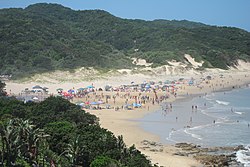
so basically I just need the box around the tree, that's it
[0,119,20,166]
[90,156,120,167]
[0,81,6,96]
[0,96,154,167]
[65,135,85,166]
[0,118,49,166]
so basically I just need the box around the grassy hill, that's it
[1,3,250,78]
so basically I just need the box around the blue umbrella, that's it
[87,85,94,89]
[145,84,151,89]
[90,101,98,105]
[133,103,142,107]
[68,89,75,93]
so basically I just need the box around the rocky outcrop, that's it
[140,140,164,152]
[174,143,245,167]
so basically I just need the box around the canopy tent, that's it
[75,100,85,104]
[105,85,112,91]
[76,103,85,107]
[56,88,63,92]
[164,80,171,84]
[206,76,212,80]
[32,85,43,89]
[62,92,71,97]
[124,104,132,110]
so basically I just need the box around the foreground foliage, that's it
[0,96,154,166]
[0,3,250,78]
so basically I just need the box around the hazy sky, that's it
[1,0,250,31]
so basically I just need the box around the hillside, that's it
[0,3,250,78]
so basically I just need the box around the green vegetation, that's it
[0,96,154,166]
[0,83,153,166]
[0,3,250,78]
[0,81,6,96]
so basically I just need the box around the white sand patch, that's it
[167,60,187,68]
[132,58,153,67]
[184,54,203,69]
[117,69,132,74]
[234,60,250,71]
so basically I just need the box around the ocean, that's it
[140,86,250,166]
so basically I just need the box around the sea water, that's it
[140,86,250,166]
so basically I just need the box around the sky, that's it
[1,0,250,32]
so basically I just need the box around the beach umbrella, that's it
[188,80,194,85]
[90,101,98,105]
[85,101,90,105]
[87,85,94,89]
[78,88,85,91]
[145,84,151,89]
[133,103,137,107]
[132,103,142,108]
[57,88,63,91]
[97,101,103,104]
[68,89,75,93]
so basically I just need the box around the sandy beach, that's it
[4,65,250,167]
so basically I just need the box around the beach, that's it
[4,67,250,167]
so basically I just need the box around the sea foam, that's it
[216,100,230,105]
[236,145,250,167]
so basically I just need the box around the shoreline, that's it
[86,73,250,167]
[4,71,250,167]
[142,84,250,146]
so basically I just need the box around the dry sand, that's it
[4,64,250,167]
